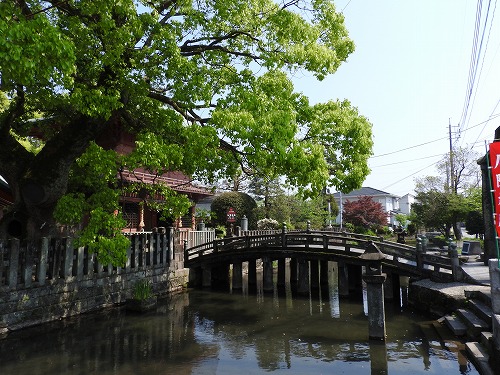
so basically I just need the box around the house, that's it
[332,187,408,227]
[398,193,415,215]
[0,124,214,233]
[97,124,214,232]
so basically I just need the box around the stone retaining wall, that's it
[0,232,189,334]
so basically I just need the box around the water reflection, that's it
[0,264,479,375]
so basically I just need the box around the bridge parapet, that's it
[184,230,462,282]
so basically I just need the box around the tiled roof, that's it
[120,170,213,196]
[0,177,13,207]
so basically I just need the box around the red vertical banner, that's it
[489,142,500,237]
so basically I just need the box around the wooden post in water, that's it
[248,259,257,287]
[337,261,349,297]
[383,272,394,301]
[297,259,309,295]
[263,257,274,293]
[320,260,329,289]
[202,265,212,288]
[361,242,387,341]
[289,258,298,285]
[232,262,243,290]
[277,258,286,288]
[310,260,320,290]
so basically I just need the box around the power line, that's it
[381,162,437,191]
[460,0,498,145]
[470,97,500,149]
[342,0,353,12]
[458,0,485,133]
[371,153,443,168]
[371,137,447,158]
[371,113,500,159]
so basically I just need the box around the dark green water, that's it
[0,270,480,375]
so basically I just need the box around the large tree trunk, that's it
[0,115,112,240]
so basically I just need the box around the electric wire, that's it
[458,0,483,132]
[371,113,500,159]
[381,162,437,191]
[459,0,497,147]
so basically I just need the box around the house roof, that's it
[333,187,399,199]
[120,170,213,198]
[0,177,14,208]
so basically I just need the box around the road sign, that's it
[226,207,236,223]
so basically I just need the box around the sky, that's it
[292,0,500,197]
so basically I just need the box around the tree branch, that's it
[148,91,211,124]
[14,0,32,17]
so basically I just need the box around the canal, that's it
[0,266,480,375]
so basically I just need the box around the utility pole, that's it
[449,118,455,193]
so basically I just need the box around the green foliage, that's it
[215,225,226,238]
[465,210,484,238]
[133,279,153,300]
[53,193,86,226]
[394,213,409,228]
[250,178,338,229]
[0,1,373,252]
[211,192,257,228]
[74,207,129,266]
[343,222,355,232]
[195,208,213,222]
[407,222,417,236]
[413,189,471,238]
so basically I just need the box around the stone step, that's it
[419,322,444,349]
[465,290,492,306]
[456,309,489,338]
[480,331,493,349]
[465,342,495,375]
[432,321,462,349]
[467,299,492,329]
[444,314,467,336]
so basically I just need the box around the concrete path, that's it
[461,260,492,286]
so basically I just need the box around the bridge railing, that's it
[185,230,462,282]
[185,230,388,262]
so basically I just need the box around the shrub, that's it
[211,192,257,228]
[133,279,153,300]
[257,218,280,229]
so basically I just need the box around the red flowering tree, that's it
[342,196,388,231]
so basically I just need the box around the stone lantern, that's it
[360,241,385,275]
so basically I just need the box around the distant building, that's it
[398,193,415,215]
[333,187,413,227]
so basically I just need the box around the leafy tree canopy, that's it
[413,147,482,241]
[342,196,387,231]
[0,0,373,264]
